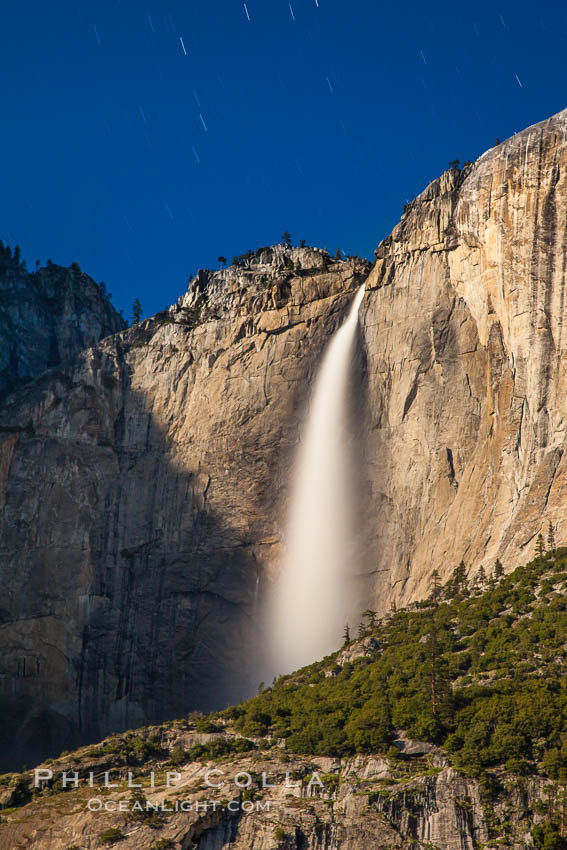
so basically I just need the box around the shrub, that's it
[532,821,567,850]
[194,717,221,733]
[100,828,125,844]
[168,746,187,766]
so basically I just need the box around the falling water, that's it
[270,285,366,674]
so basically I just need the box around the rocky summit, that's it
[2,108,567,770]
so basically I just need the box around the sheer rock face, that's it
[363,106,567,606]
[0,262,125,398]
[2,107,567,768]
[0,248,370,770]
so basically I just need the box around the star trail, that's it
[0,0,565,318]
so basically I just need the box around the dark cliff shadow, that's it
[0,341,267,772]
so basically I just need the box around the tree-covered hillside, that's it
[221,546,567,783]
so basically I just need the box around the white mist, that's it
[271,285,366,674]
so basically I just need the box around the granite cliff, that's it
[2,107,567,769]
[364,107,567,606]
[0,244,370,771]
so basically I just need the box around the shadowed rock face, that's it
[2,107,567,769]
[0,260,125,399]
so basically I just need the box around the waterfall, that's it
[270,284,366,675]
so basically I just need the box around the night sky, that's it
[1,1,566,320]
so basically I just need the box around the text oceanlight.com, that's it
[87,798,272,813]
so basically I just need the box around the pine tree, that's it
[380,686,393,736]
[456,560,467,588]
[321,255,329,271]
[430,569,441,603]
[132,298,143,324]
[343,623,350,645]
[363,609,377,629]
[494,558,504,579]
[217,256,227,268]
[446,561,467,598]
[476,564,487,585]
[335,247,342,260]
[536,533,546,558]
[547,521,556,552]
[13,245,21,265]
[358,621,365,638]
[429,624,440,719]
[282,231,292,248]
[300,239,306,248]
[427,622,452,737]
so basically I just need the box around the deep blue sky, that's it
[1,1,565,319]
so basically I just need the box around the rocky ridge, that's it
[0,738,542,850]
[0,256,125,398]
